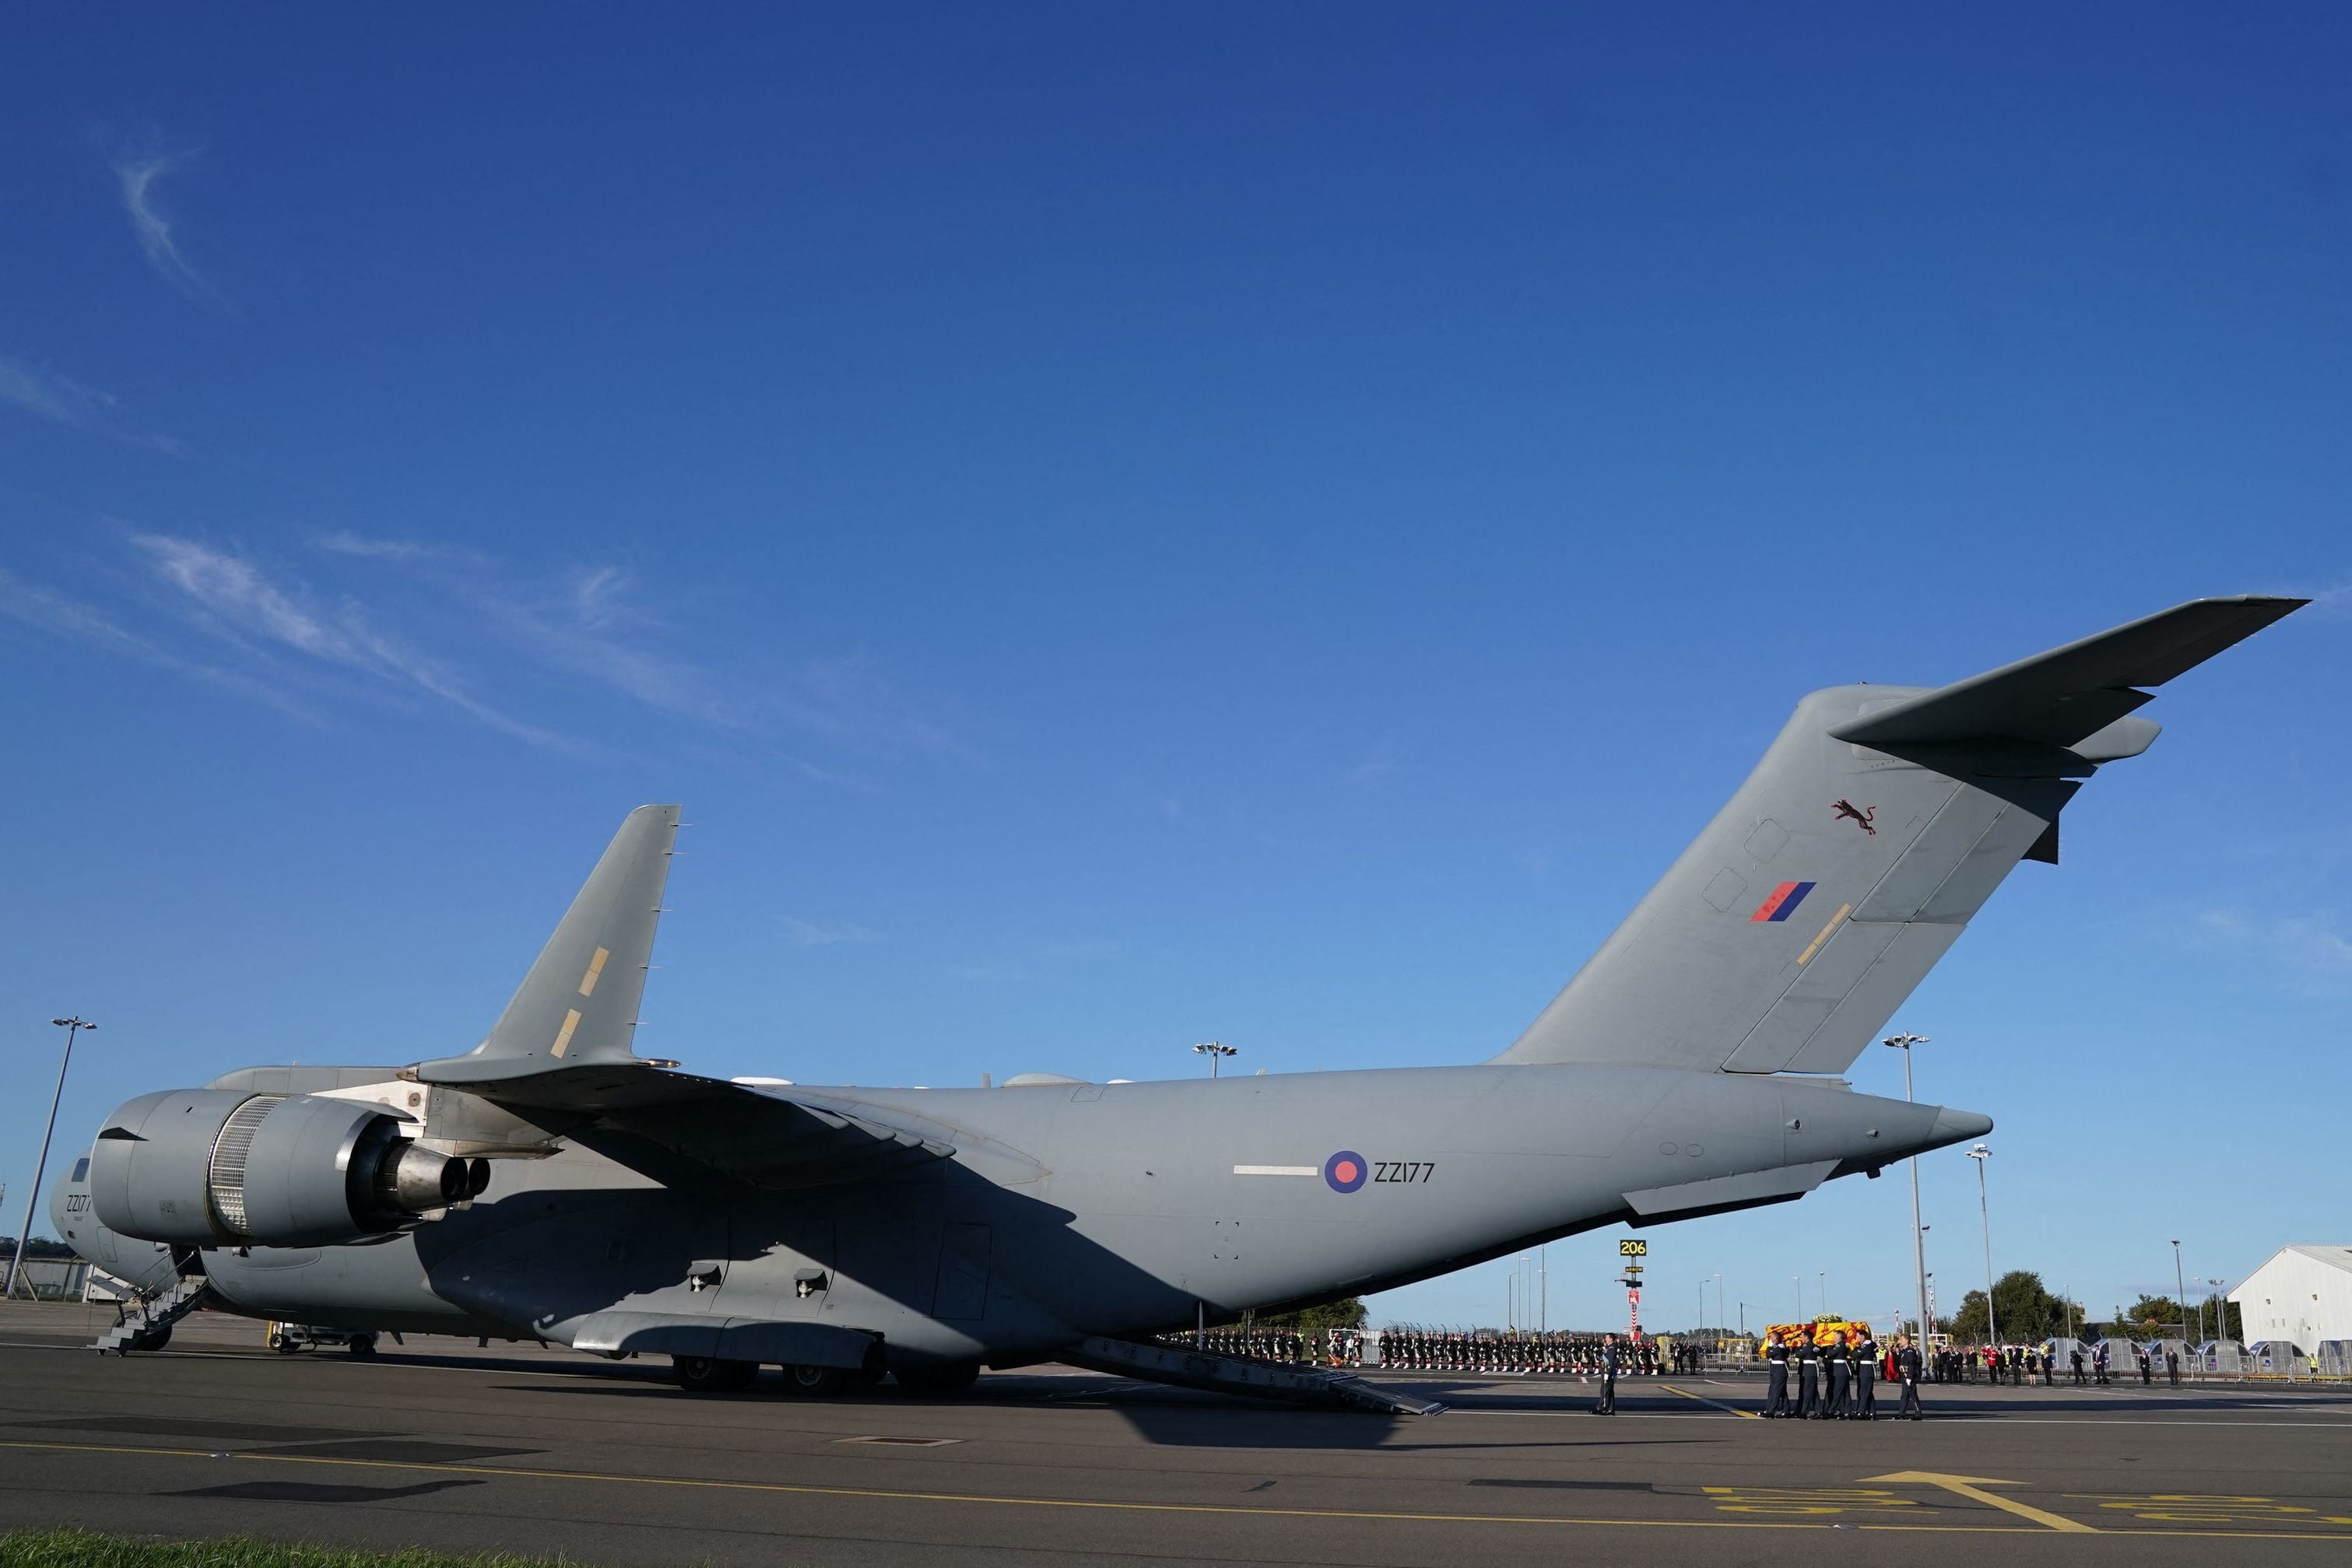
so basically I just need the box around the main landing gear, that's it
[672,1356,759,1393]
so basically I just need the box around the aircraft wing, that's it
[409,1059,957,1191]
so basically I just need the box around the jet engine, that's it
[90,1089,489,1248]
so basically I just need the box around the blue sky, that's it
[3,4,2347,1336]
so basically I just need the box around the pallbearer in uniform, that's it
[1825,1330,1851,1418]
[1764,1329,1791,1418]
[1895,1334,1924,1419]
[1595,1333,1619,1415]
[1852,1327,1877,1419]
[1796,1330,1820,1418]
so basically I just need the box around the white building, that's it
[2230,1245,2352,1352]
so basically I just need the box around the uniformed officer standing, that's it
[1894,1334,1924,1419]
[2138,1345,2153,1385]
[1852,1328,1878,1419]
[1595,1333,1619,1415]
[1764,1330,1791,1418]
[2070,1345,2086,1385]
[1796,1330,1821,1418]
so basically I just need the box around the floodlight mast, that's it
[5,1017,94,1302]
[1967,1142,1994,1346]
[1884,1032,1932,1338]
[1191,1040,1237,1078]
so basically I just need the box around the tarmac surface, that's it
[6,1303,2352,1567]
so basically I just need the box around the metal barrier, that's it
[2,1257,91,1301]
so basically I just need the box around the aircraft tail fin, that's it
[1492,597,2304,1075]
[416,805,682,1084]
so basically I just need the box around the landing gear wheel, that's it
[270,1331,297,1355]
[346,1334,378,1360]
[673,1356,758,1394]
[780,1362,851,1398]
[893,1363,980,1396]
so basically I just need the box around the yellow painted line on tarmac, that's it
[1659,1382,1761,1418]
[1866,1472,2095,1533]
[6,1437,2352,1541]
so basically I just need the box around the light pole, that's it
[1539,1246,1547,1334]
[1191,1040,1236,1078]
[2171,1240,2189,1345]
[1715,1272,1725,1339]
[6,1016,95,1303]
[1793,1275,1802,1320]
[2207,1279,2229,1347]
[1967,1142,1995,1346]
[1883,1032,1933,1356]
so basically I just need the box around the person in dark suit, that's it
[1796,1330,1821,1418]
[2070,1346,2087,1385]
[1825,1331,1851,1419]
[2167,1347,2181,1387]
[1764,1330,1791,1418]
[1895,1335,1924,1419]
[1852,1328,1878,1419]
[1595,1333,1619,1415]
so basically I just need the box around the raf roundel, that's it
[1324,1150,1368,1193]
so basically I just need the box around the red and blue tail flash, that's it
[1749,881,1817,922]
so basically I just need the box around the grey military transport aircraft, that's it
[52,595,2301,1405]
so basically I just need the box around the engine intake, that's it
[91,1089,477,1247]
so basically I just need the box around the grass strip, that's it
[0,1530,574,1568]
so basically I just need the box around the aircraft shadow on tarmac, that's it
[484,1377,1726,1451]
[168,1479,486,1506]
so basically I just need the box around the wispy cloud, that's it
[0,353,188,456]
[32,531,971,778]
[570,566,633,632]
[2196,907,2352,988]
[786,918,882,947]
[945,963,1029,984]
[0,565,317,722]
[316,531,450,563]
[114,149,225,307]
[132,535,564,747]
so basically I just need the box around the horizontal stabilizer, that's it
[1833,595,2305,752]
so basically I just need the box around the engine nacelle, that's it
[90,1089,483,1248]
